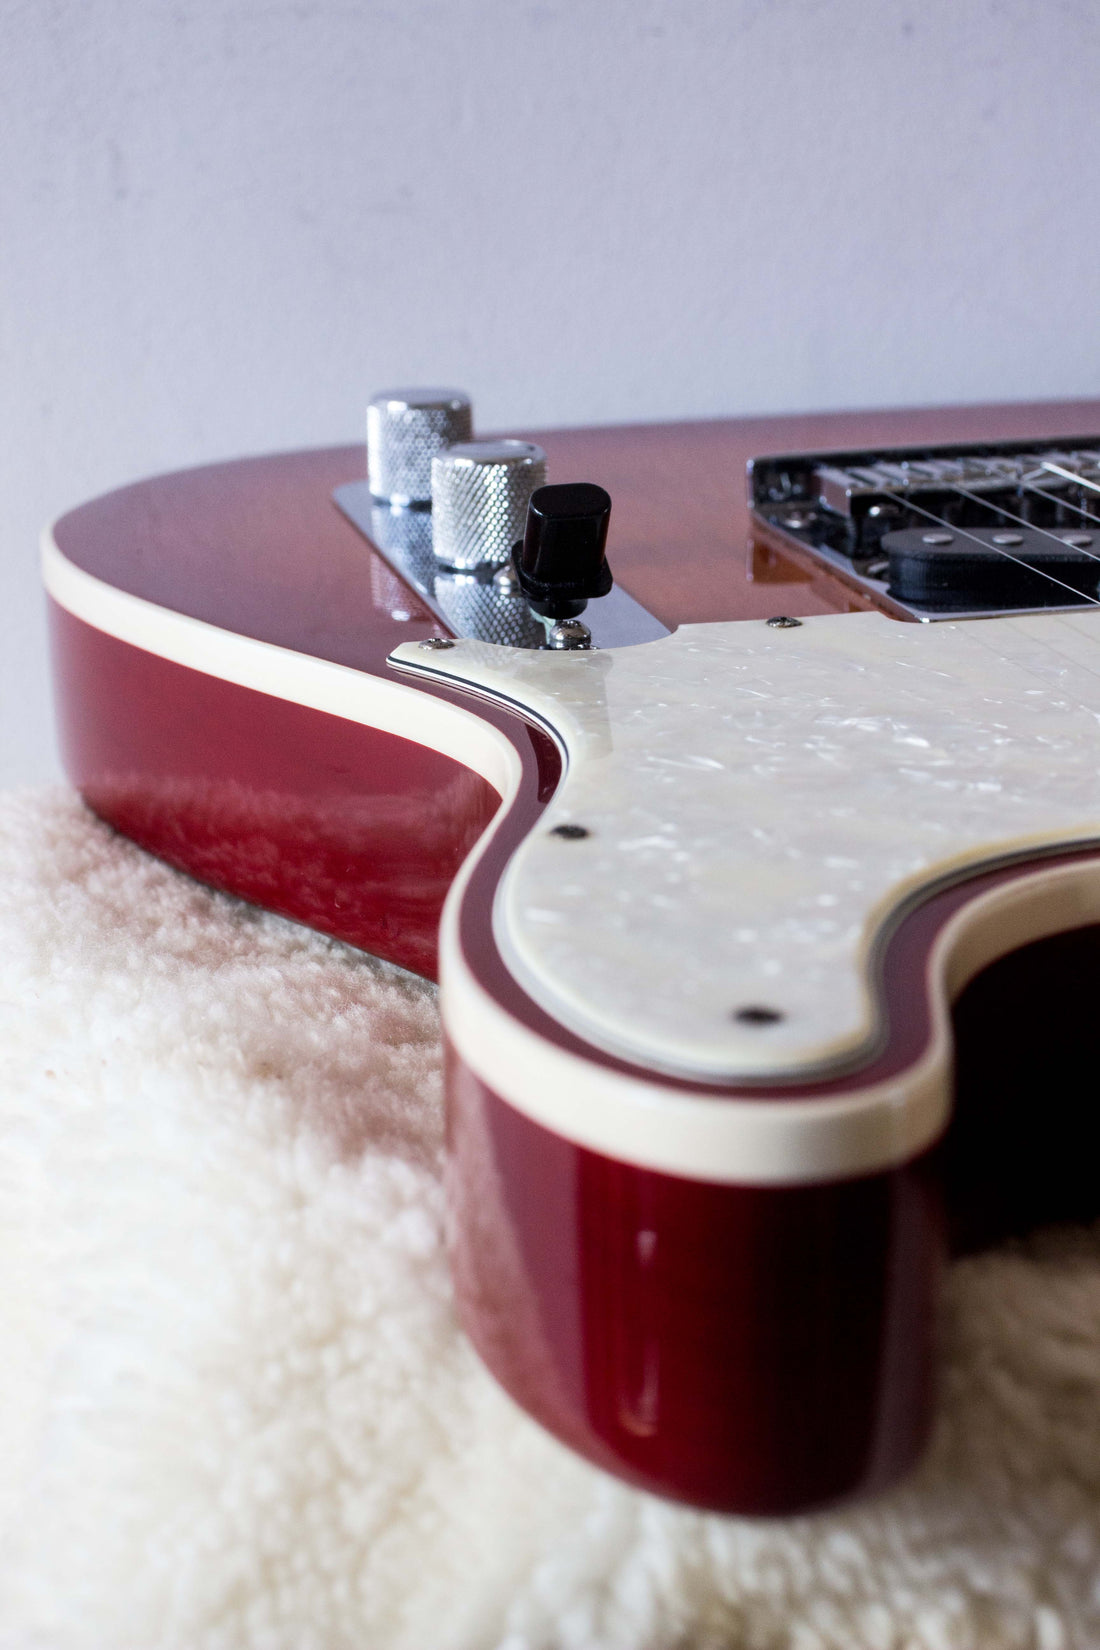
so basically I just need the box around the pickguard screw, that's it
[419,636,455,650]
[733,1005,784,1025]
[765,615,802,629]
[550,824,590,840]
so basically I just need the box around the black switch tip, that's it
[512,482,613,620]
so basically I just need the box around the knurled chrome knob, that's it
[431,440,548,571]
[366,388,473,505]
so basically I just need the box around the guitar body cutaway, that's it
[44,407,1100,1513]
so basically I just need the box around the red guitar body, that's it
[47,404,1100,1515]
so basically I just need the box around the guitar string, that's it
[945,459,1100,557]
[888,455,1100,542]
[1042,459,1100,497]
[1018,479,1100,526]
[945,480,1100,568]
[869,485,1100,609]
[850,447,1100,603]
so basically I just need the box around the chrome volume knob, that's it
[366,388,473,505]
[431,440,548,570]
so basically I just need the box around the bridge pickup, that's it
[749,437,1100,622]
[884,524,1100,611]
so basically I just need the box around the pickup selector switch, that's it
[513,483,613,621]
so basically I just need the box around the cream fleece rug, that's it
[3,789,1100,1650]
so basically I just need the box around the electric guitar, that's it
[44,398,1100,1517]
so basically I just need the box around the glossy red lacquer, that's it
[50,604,507,977]
[46,406,1100,1516]
[444,826,1100,1511]
[447,1047,941,1514]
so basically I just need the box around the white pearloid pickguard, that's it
[392,609,1100,1081]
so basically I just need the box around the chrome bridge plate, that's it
[749,436,1100,623]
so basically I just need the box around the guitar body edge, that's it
[47,575,942,1514]
[43,419,1100,1517]
[48,600,515,979]
[442,833,1100,1512]
[446,1045,942,1515]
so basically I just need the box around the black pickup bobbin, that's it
[747,436,1100,621]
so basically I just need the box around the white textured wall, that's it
[2,0,1099,782]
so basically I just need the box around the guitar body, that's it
[45,403,1100,1515]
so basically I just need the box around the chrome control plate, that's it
[334,480,670,649]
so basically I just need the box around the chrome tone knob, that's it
[366,388,472,505]
[431,440,548,571]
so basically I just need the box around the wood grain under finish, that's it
[49,399,1100,650]
[394,607,1100,1081]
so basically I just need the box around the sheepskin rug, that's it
[3,788,1100,1650]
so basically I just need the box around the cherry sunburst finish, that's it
[44,401,1100,1515]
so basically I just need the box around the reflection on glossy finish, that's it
[447,1045,942,1515]
[748,538,815,585]
[367,501,438,602]
[433,568,546,649]
[363,497,546,645]
[50,604,500,978]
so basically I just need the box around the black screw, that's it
[550,824,590,840]
[733,1005,784,1025]
[765,615,802,629]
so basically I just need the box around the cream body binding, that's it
[44,534,1100,1184]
